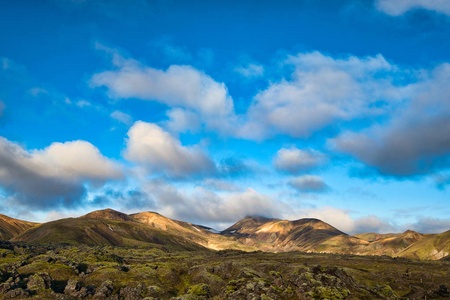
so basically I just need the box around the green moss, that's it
[189,283,210,296]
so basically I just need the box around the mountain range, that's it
[1,209,449,260]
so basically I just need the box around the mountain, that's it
[396,230,450,260]
[2,210,449,260]
[358,230,425,257]
[81,208,136,222]
[353,232,400,242]
[221,216,367,253]
[0,214,37,240]
[11,210,205,251]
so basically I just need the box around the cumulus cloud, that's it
[274,147,326,174]
[110,110,133,126]
[239,51,398,139]
[234,63,264,78]
[331,63,450,176]
[288,175,328,193]
[165,108,201,133]
[91,46,236,133]
[142,179,282,227]
[404,217,450,234]
[376,0,450,16]
[124,121,215,177]
[0,137,123,209]
[285,207,394,234]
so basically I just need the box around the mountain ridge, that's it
[1,209,449,260]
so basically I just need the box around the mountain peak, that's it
[81,209,135,222]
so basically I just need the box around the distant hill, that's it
[353,232,400,242]
[2,210,449,260]
[0,214,37,240]
[222,216,367,253]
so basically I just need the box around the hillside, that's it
[1,210,449,260]
[0,214,37,240]
[353,232,400,242]
[11,215,204,251]
[221,216,366,253]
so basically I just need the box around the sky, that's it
[0,0,449,234]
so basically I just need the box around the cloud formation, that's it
[274,147,326,174]
[332,63,450,176]
[405,217,450,234]
[240,52,398,139]
[141,179,282,227]
[234,63,264,78]
[91,46,236,133]
[376,0,450,16]
[124,121,215,177]
[111,110,133,126]
[288,175,328,193]
[0,137,122,209]
[285,207,394,234]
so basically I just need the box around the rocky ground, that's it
[0,241,449,299]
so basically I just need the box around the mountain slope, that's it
[2,210,448,260]
[222,216,367,252]
[11,214,204,250]
[0,214,37,240]
[396,230,450,260]
[81,208,136,222]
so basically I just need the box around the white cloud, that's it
[142,179,282,227]
[331,63,450,176]
[284,207,394,234]
[124,121,215,177]
[288,175,328,193]
[239,51,398,139]
[234,63,264,78]
[29,87,49,97]
[165,108,201,133]
[91,46,236,133]
[76,100,92,108]
[0,137,123,209]
[32,140,123,182]
[404,217,450,234]
[110,110,133,126]
[274,147,326,174]
[376,0,450,16]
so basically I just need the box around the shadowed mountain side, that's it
[0,214,38,240]
[11,217,205,251]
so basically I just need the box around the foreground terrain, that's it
[0,241,449,299]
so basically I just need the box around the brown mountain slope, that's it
[358,230,425,257]
[11,216,204,251]
[221,216,367,252]
[131,211,253,251]
[396,230,450,260]
[353,232,400,242]
[0,214,37,240]
[81,208,136,222]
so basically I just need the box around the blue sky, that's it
[0,0,449,234]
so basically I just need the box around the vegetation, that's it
[1,241,449,299]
